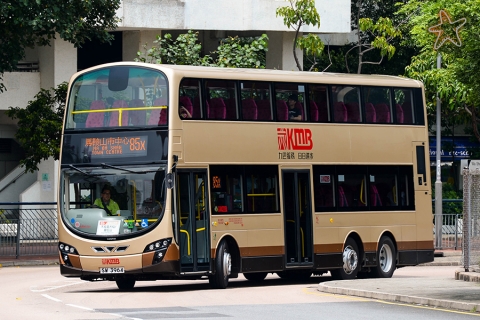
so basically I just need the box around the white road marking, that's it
[31,280,85,292]
[66,303,94,311]
[41,294,62,302]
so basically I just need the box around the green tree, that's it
[0,0,121,92]
[276,0,322,71]
[398,1,477,139]
[136,30,208,66]
[305,1,412,75]
[136,30,268,69]
[6,83,67,173]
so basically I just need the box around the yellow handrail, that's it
[286,220,305,258]
[72,105,167,114]
[360,179,366,205]
[180,229,190,255]
[73,106,168,127]
[130,180,137,221]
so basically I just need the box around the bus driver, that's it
[94,185,120,216]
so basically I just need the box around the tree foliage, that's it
[305,0,412,75]
[215,35,268,68]
[398,0,480,140]
[276,0,322,71]
[0,0,121,92]
[136,30,208,66]
[344,0,403,73]
[136,30,268,69]
[6,83,67,173]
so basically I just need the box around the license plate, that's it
[100,267,124,274]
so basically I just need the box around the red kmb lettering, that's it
[277,128,313,150]
[102,258,120,265]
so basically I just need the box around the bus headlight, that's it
[143,238,172,264]
[59,242,78,267]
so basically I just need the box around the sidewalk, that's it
[318,250,480,313]
[0,254,59,267]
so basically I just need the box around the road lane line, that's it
[66,304,94,311]
[377,300,480,316]
[41,294,62,302]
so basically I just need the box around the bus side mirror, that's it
[166,173,174,189]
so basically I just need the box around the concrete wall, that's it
[0,73,41,111]
[118,0,350,33]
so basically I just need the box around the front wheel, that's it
[371,236,396,278]
[330,238,360,280]
[209,240,231,289]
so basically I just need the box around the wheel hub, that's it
[342,245,358,274]
[379,244,393,272]
[223,251,232,276]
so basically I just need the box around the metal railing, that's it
[0,203,57,258]
[432,199,463,250]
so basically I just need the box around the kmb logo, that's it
[102,258,120,265]
[277,128,313,150]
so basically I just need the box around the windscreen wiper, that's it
[68,165,104,177]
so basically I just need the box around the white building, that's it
[0,0,351,204]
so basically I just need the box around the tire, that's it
[116,278,135,291]
[243,272,268,282]
[209,240,231,289]
[371,236,396,278]
[330,238,360,280]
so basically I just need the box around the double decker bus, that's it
[58,62,434,290]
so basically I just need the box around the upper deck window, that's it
[66,66,168,129]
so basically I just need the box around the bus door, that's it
[282,170,313,266]
[176,170,210,272]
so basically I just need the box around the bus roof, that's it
[72,62,424,88]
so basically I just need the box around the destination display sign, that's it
[82,136,148,159]
[62,131,167,164]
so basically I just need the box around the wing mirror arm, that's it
[166,155,178,189]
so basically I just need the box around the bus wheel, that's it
[244,272,267,282]
[330,238,360,280]
[116,278,135,291]
[209,240,231,289]
[371,236,396,278]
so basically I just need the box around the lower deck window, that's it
[313,165,414,212]
[210,165,279,214]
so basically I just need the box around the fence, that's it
[432,199,463,250]
[0,203,57,258]
[462,166,480,271]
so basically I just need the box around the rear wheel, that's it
[116,278,135,291]
[371,236,396,278]
[330,238,360,280]
[243,272,268,282]
[209,240,231,289]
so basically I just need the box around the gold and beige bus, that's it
[58,62,434,290]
